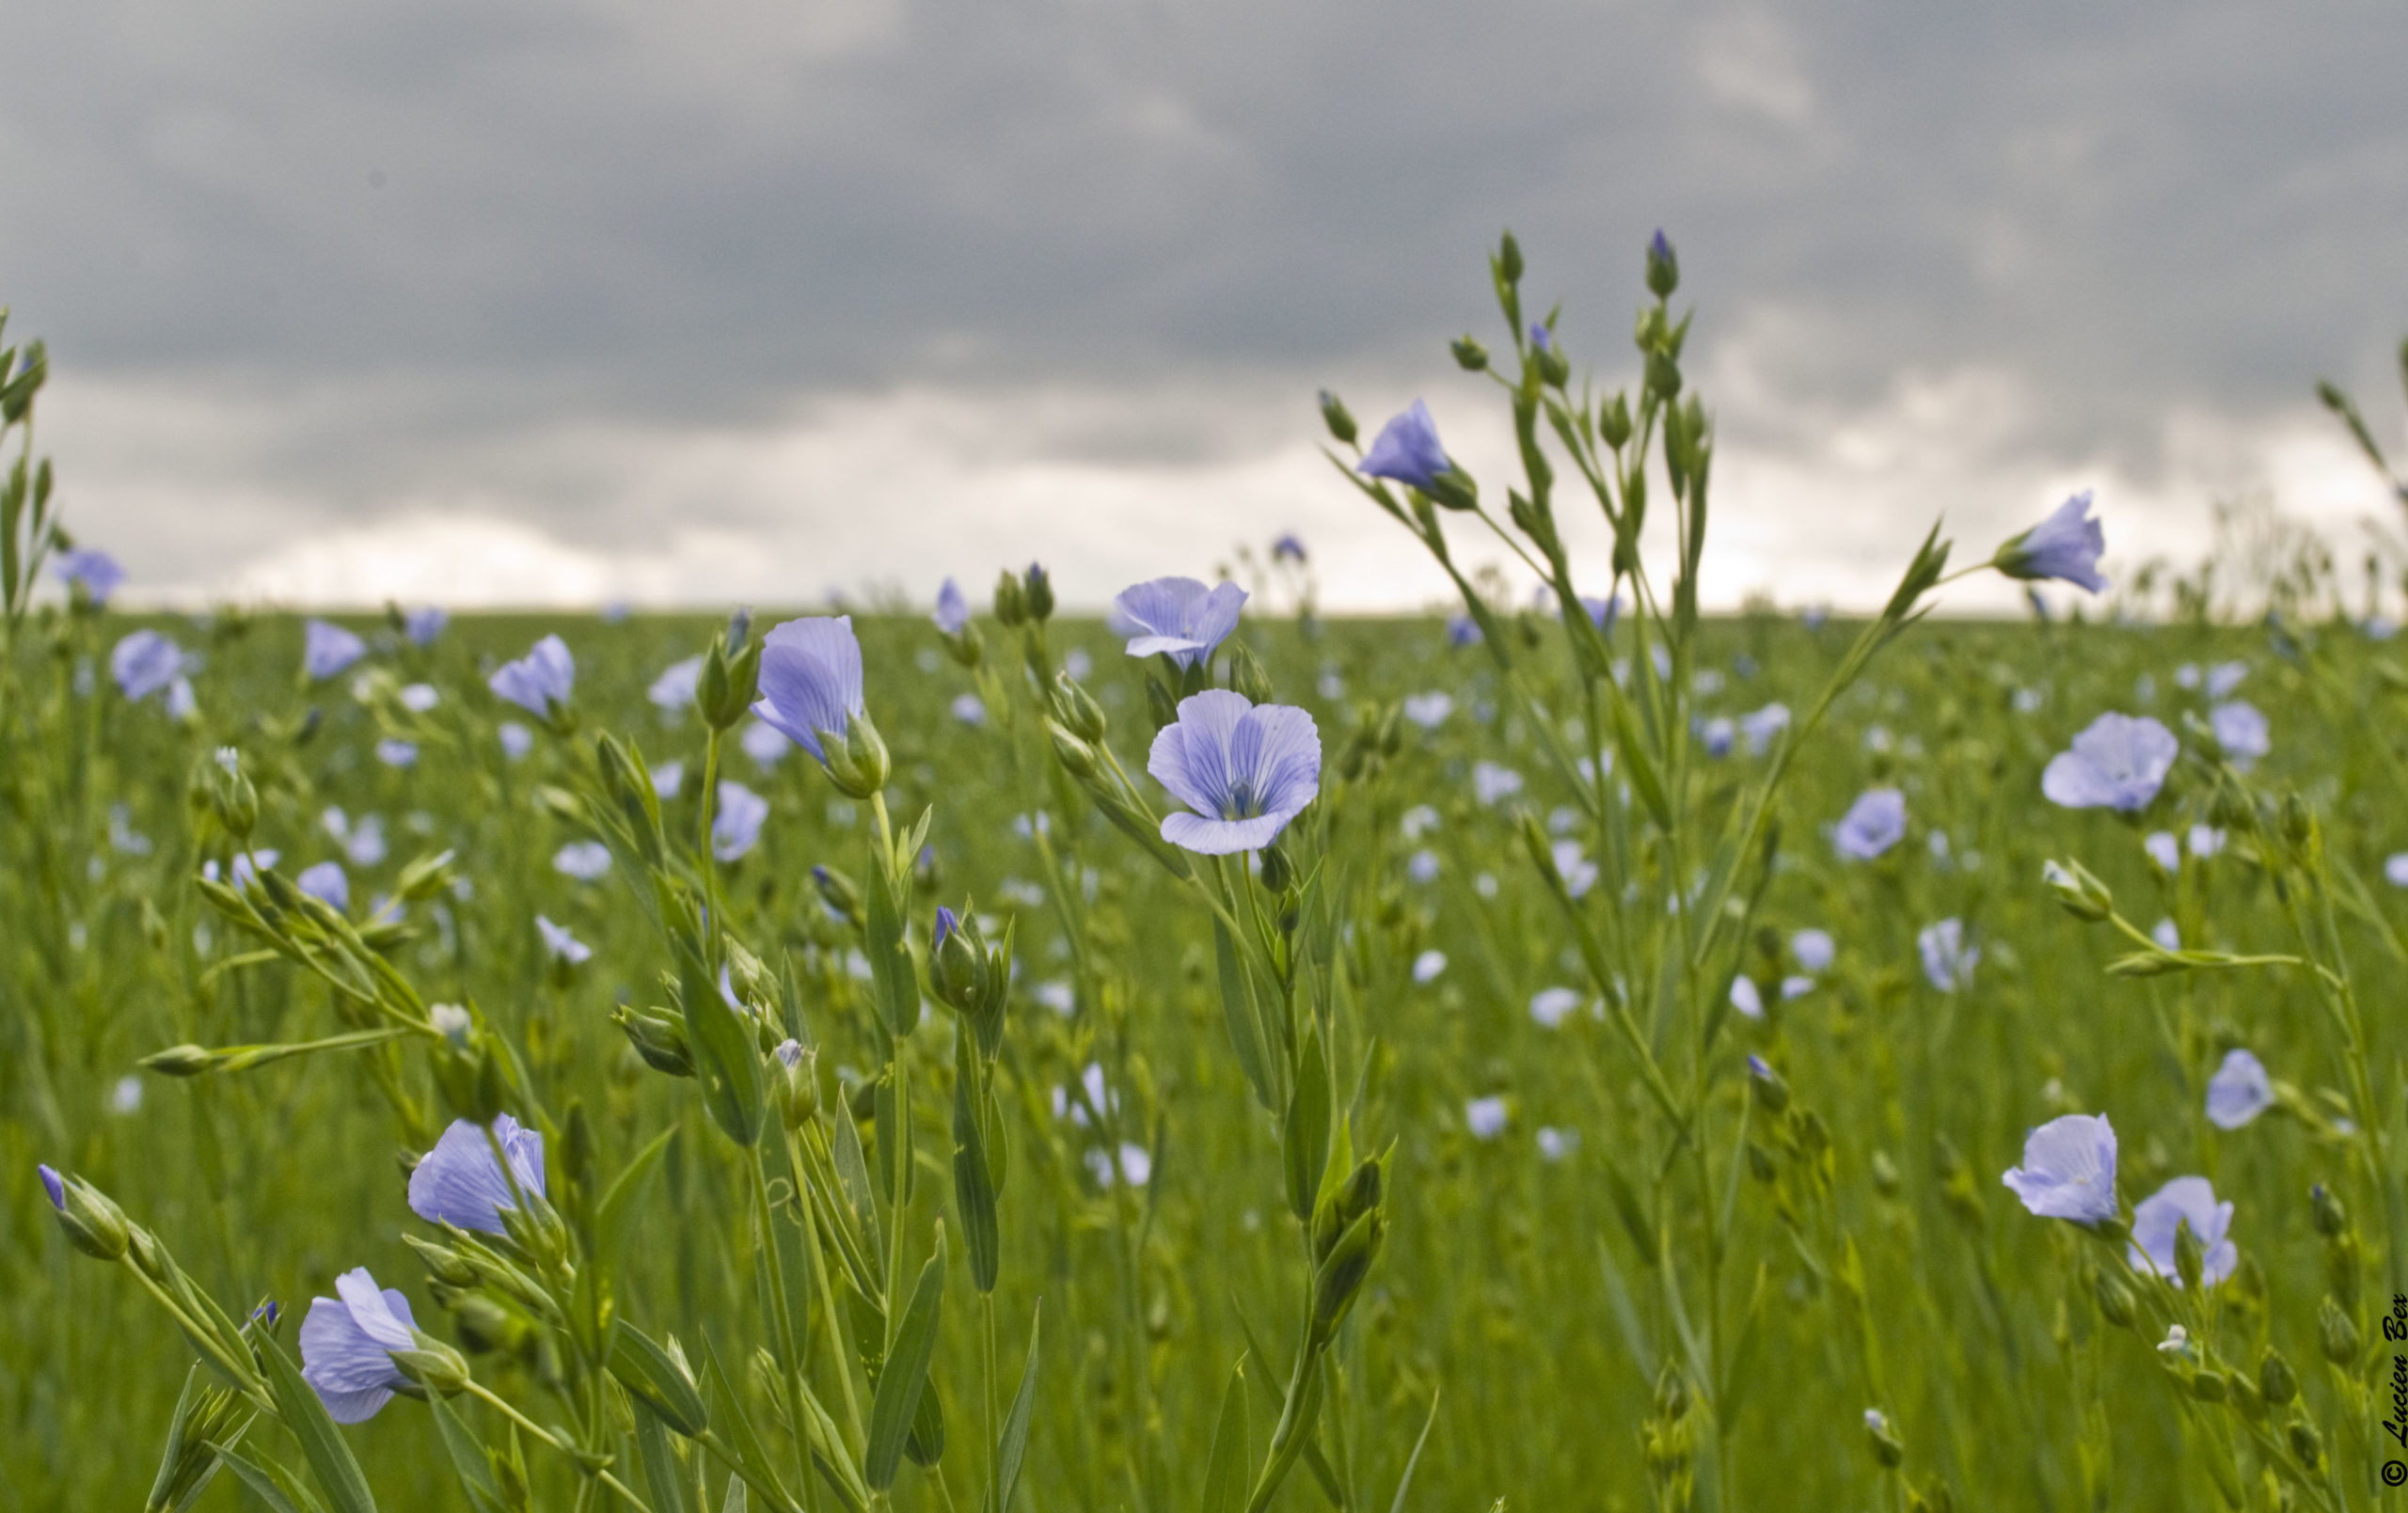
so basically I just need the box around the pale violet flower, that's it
[649,655,704,712]
[1781,975,1814,1000]
[1536,1127,1579,1161]
[2145,831,2181,872]
[111,1075,143,1115]
[712,781,769,862]
[1085,1143,1152,1189]
[1529,986,1582,1029]
[374,739,419,769]
[1147,690,1321,855]
[304,620,368,682]
[296,861,350,912]
[165,677,198,721]
[2205,660,2248,700]
[2188,825,2226,859]
[933,577,970,636]
[1551,841,1597,899]
[399,682,439,714]
[2210,701,2269,770]
[742,719,793,768]
[499,722,533,762]
[950,692,987,726]
[2041,713,2178,812]
[111,630,182,701]
[2206,1048,2273,1130]
[489,635,575,720]
[1698,717,1735,760]
[1729,977,1764,1019]
[2129,1175,2237,1287]
[299,1269,419,1423]
[1473,762,1524,806]
[652,760,685,800]
[1358,400,1451,492]
[1740,702,1791,755]
[55,547,125,604]
[1833,788,1907,861]
[2151,918,2181,952]
[1465,1095,1509,1140]
[1110,577,1248,670]
[553,842,611,881]
[1918,919,1978,992]
[404,606,448,646]
[1993,490,2108,592]
[1402,691,1454,730]
[1412,950,1447,984]
[2002,1112,2118,1222]
[535,915,592,965]
[407,1113,547,1235]
[751,617,863,764]
[2388,853,2408,889]
[1401,804,1441,840]
[1791,929,1835,973]
[1064,646,1092,680]
[1407,848,1440,884]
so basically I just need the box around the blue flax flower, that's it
[712,780,768,861]
[1832,788,1907,860]
[2002,1112,2118,1223]
[536,915,592,965]
[1111,577,1248,670]
[1147,689,1320,855]
[2130,1175,2237,1287]
[649,655,704,712]
[933,578,969,635]
[2210,701,2269,770]
[1356,401,1450,492]
[2041,712,2177,811]
[55,548,124,604]
[296,861,349,912]
[111,630,182,701]
[299,1268,420,1423]
[404,606,448,646]
[2206,1049,2273,1129]
[750,616,863,764]
[304,620,367,681]
[407,1113,547,1234]
[1271,534,1307,563]
[1918,919,1978,991]
[1994,490,2109,592]
[488,635,575,720]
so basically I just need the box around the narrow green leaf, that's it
[831,1100,886,1286]
[208,1442,321,1513]
[633,1402,704,1513]
[864,1232,948,1490]
[610,1324,710,1438]
[700,1338,792,1510]
[254,1332,378,1513]
[1593,1237,1656,1379]
[995,1303,1040,1513]
[594,1125,679,1276]
[1386,1388,1442,1513]
[952,1024,1001,1293]
[1281,1019,1331,1222]
[721,1473,749,1513]
[425,1394,506,1513]
[681,949,766,1146]
[861,833,921,1039]
[1212,920,1275,1112]
[1200,1357,1250,1513]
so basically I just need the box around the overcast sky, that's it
[6,0,2406,612]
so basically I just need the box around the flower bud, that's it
[614,1005,694,1078]
[823,710,891,799]
[992,570,1027,627]
[2311,1183,2349,1237]
[2093,1269,2137,1329]
[2289,1418,2321,1470]
[394,848,461,903]
[393,1329,473,1397]
[1259,843,1294,895]
[142,1044,216,1077]
[40,1167,131,1261]
[1307,1207,1385,1348]
[2258,1348,2298,1407]
[1746,1142,1779,1185]
[1022,562,1054,623]
[1863,1408,1904,1469]
[1745,1055,1790,1114]
[1051,672,1107,742]
[1450,336,1490,372]
[1644,229,1678,299]
[1046,720,1101,780]
[772,1039,818,1131]
[1601,394,1633,451]
[2174,1218,2206,1292]
[2187,1368,2228,1403]
[1231,644,1275,705]
[2320,1296,2360,1364]
[2041,859,2114,922]
[1497,230,1524,285]
[699,630,764,733]
[811,864,863,929]
[1317,389,1357,446]
[1423,468,1480,513]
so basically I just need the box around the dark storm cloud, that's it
[2,0,2403,600]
